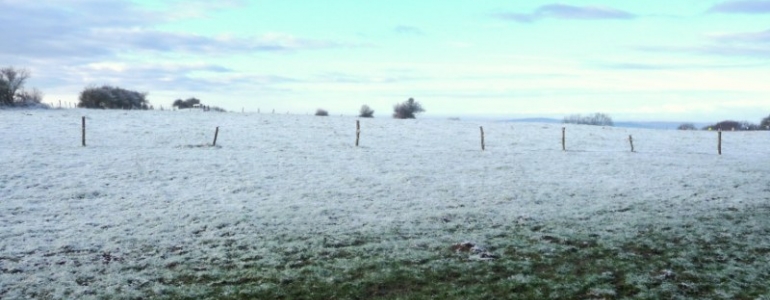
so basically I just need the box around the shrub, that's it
[702,120,757,131]
[315,109,329,116]
[562,113,613,126]
[359,105,374,118]
[171,98,225,112]
[760,115,770,130]
[677,123,696,130]
[78,85,148,109]
[393,98,424,119]
[741,121,760,131]
[172,98,201,109]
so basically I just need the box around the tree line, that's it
[3,66,427,118]
[562,113,614,126]
[560,111,770,131]
[680,117,770,131]
[6,65,763,127]
[0,66,227,111]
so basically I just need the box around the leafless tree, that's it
[0,67,30,106]
[16,87,44,104]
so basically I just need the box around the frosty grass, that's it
[1,109,769,299]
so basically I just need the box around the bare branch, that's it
[0,67,30,105]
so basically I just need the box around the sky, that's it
[1,0,769,122]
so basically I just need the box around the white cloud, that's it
[707,0,770,14]
[495,4,637,23]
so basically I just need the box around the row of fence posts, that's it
[554,127,718,154]
[77,117,726,155]
[479,126,717,154]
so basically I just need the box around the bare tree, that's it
[315,108,329,116]
[0,67,30,106]
[16,87,44,104]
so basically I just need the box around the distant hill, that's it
[502,118,562,124]
[502,118,708,130]
[613,121,705,130]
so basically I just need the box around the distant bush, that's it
[78,85,149,109]
[677,123,697,130]
[315,109,329,116]
[359,105,374,118]
[393,98,424,119]
[742,121,760,131]
[760,115,770,130]
[563,113,613,126]
[172,98,201,109]
[702,120,758,131]
[171,98,225,112]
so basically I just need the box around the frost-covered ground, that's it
[1,108,769,299]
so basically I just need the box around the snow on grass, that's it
[1,108,769,299]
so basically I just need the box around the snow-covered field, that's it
[1,108,769,299]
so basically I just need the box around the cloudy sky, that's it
[2,0,769,121]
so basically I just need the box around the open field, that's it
[1,109,769,299]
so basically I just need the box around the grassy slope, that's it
[2,110,769,299]
[148,203,770,300]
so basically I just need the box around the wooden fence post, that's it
[480,126,485,151]
[213,126,219,146]
[81,116,86,147]
[356,120,361,147]
[629,135,635,152]
[718,129,722,155]
[561,127,566,151]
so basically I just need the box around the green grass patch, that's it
[145,230,770,299]
[115,207,770,300]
